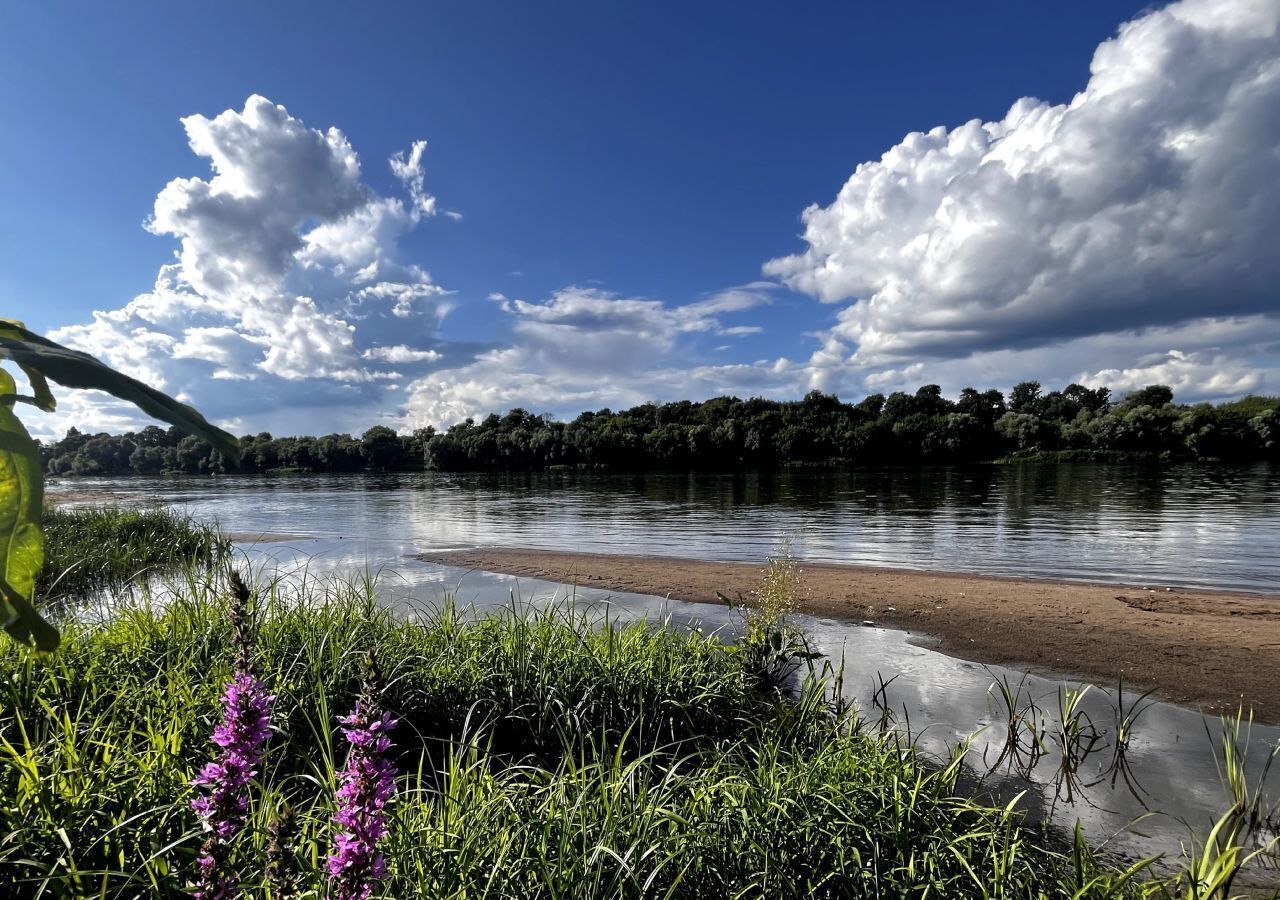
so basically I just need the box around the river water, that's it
[59,463,1280,592]
[51,465,1280,883]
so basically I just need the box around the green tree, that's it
[360,426,404,471]
[1008,381,1043,415]
[1122,384,1174,409]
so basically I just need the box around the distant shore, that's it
[420,547,1280,723]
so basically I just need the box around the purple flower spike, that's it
[190,573,273,900]
[328,653,398,900]
[190,669,274,898]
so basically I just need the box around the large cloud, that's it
[843,313,1280,401]
[44,96,455,436]
[765,0,1280,368]
[404,0,1280,431]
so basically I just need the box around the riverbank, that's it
[420,548,1280,723]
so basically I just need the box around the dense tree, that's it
[1008,381,1043,414]
[360,426,406,471]
[1123,385,1175,409]
[38,385,1280,477]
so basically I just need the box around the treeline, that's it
[41,425,434,476]
[40,382,1280,476]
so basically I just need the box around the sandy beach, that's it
[421,547,1280,723]
[45,488,133,506]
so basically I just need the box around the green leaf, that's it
[0,368,58,650]
[0,319,239,465]
[17,364,55,412]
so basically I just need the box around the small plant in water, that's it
[726,540,819,692]
[1103,678,1155,804]
[328,649,399,900]
[1048,685,1104,806]
[190,572,274,899]
[984,672,1045,777]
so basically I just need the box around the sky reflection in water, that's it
[61,465,1280,592]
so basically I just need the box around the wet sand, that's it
[421,547,1280,723]
[225,532,316,544]
[45,489,132,505]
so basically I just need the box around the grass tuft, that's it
[39,505,230,601]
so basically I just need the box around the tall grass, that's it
[1155,714,1280,899]
[726,542,820,693]
[39,505,230,600]
[0,570,1159,899]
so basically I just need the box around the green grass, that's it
[38,505,230,600]
[0,569,1173,900]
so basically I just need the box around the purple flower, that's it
[189,668,274,899]
[327,654,398,900]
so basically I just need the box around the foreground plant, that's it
[190,574,274,899]
[0,319,238,649]
[328,650,399,900]
[1160,713,1280,899]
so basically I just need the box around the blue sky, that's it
[1,0,1277,436]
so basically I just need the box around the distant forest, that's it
[40,382,1280,476]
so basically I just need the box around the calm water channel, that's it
[60,462,1280,591]
[52,464,1280,884]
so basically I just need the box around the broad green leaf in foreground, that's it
[0,369,57,650]
[0,319,239,651]
[0,319,240,464]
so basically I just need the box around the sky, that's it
[1,0,1278,438]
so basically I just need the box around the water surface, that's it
[55,463,1280,593]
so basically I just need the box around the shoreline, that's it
[420,547,1280,724]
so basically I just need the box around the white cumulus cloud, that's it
[363,345,443,364]
[765,0,1280,382]
[44,95,457,436]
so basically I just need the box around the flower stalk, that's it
[189,572,273,900]
[265,801,298,898]
[327,650,398,900]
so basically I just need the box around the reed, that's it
[1105,678,1156,802]
[39,504,230,600]
[1047,685,1105,805]
[984,671,1045,777]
